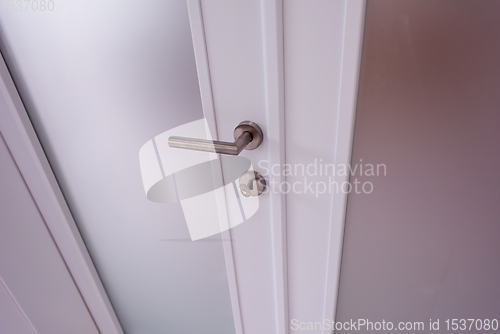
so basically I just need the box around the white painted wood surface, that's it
[0,276,36,334]
[195,1,278,332]
[0,132,101,334]
[260,1,289,333]
[187,1,244,333]
[0,2,234,333]
[193,0,365,332]
[0,54,123,334]
[322,1,366,327]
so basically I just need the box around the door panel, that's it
[0,2,236,333]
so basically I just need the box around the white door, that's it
[0,1,365,333]
[189,1,364,333]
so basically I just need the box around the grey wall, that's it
[336,0,500,332]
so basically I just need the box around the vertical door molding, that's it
[322,0,366,330]
[186,1,244,333]
[260,0,289,333]
[283,0,365,331]
[0,54,124,334]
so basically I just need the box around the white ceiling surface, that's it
[0,134,99,334]
[0,2,235,334]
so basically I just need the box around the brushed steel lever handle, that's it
[168,121,263,155]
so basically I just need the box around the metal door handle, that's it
[239,171,266,197]
[168,121,263,155]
